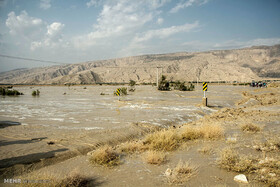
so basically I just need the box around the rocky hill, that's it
[0,45,279,84]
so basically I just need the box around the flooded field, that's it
[0,85,250,174]
[0,85,247,130]
[1,84,279,186]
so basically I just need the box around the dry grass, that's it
[89,145,120,167]
[56,173,91,187]
[218,148,253,172]
[19,173,92,187]
[19,174,55,187]
[241,123,261,133]
[254,138,280,152]
[143,124,223,152]
[180,127,202,141]
[144,129,180,151]
[180,124,224,141]
[219,147,280,186]
[143,150,167,165]
[118,141,145,154]
[166,160,197,184]
[199,124,224,139]
[256,157,280,186]
[198,146,213,155]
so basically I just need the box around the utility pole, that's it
[157,67,159,88]
[156,67,162,88]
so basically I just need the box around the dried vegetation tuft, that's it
[89,145,120,167]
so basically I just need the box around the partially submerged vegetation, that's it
[0,87,23,96]
[89,124,224,169]
[129,79,136,92]
[143,150,167,165]
[172,81,195,91]
[181,124,224,141]
[166,160,197,184]
[253,137,280,152]
[158,75,171,91]
[158,75,195,91]
[241,123,261,132]
[32,89,40,96]
[89,145,120,167]
[19,173,92,187]
[198,146,213,155]
[218,148,254,173]
[144,129,180,151]
[118,141,144,154]
[56,174,91,187]
[218,147,280,186]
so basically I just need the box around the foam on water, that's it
[1,85,241,131]
[57,126,104,130]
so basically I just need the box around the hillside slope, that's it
[0,45,279,84]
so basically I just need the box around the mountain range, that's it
[0,44,279,85]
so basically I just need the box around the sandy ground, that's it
[0,85,279,186]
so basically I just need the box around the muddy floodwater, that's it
[0,85,250,174]
[1,84,279,186]
[0,85,248,130]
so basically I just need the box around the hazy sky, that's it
[0,0,280,72]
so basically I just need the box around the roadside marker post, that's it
[115,88,121,96]
[114,88,121,101]
[202,82,208,106]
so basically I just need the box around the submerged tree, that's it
[129,80,136,87]
[173,81,195,91]
[32,89,40,96]
[129,79,136,92]
[158,75,171,91]
[0,87,23,96]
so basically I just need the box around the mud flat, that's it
[1,84,279,186]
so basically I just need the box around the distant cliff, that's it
[1,45,279,84]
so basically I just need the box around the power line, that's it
[99,66,163,68]
[0,54,164,68]
[0,54,68,65]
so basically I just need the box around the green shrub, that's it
[129,80,136,87]
[158,75,171,91]
[173,81,195,91]
[0,87,23,96]
[32,89,40,96]
[129,80,136,92]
